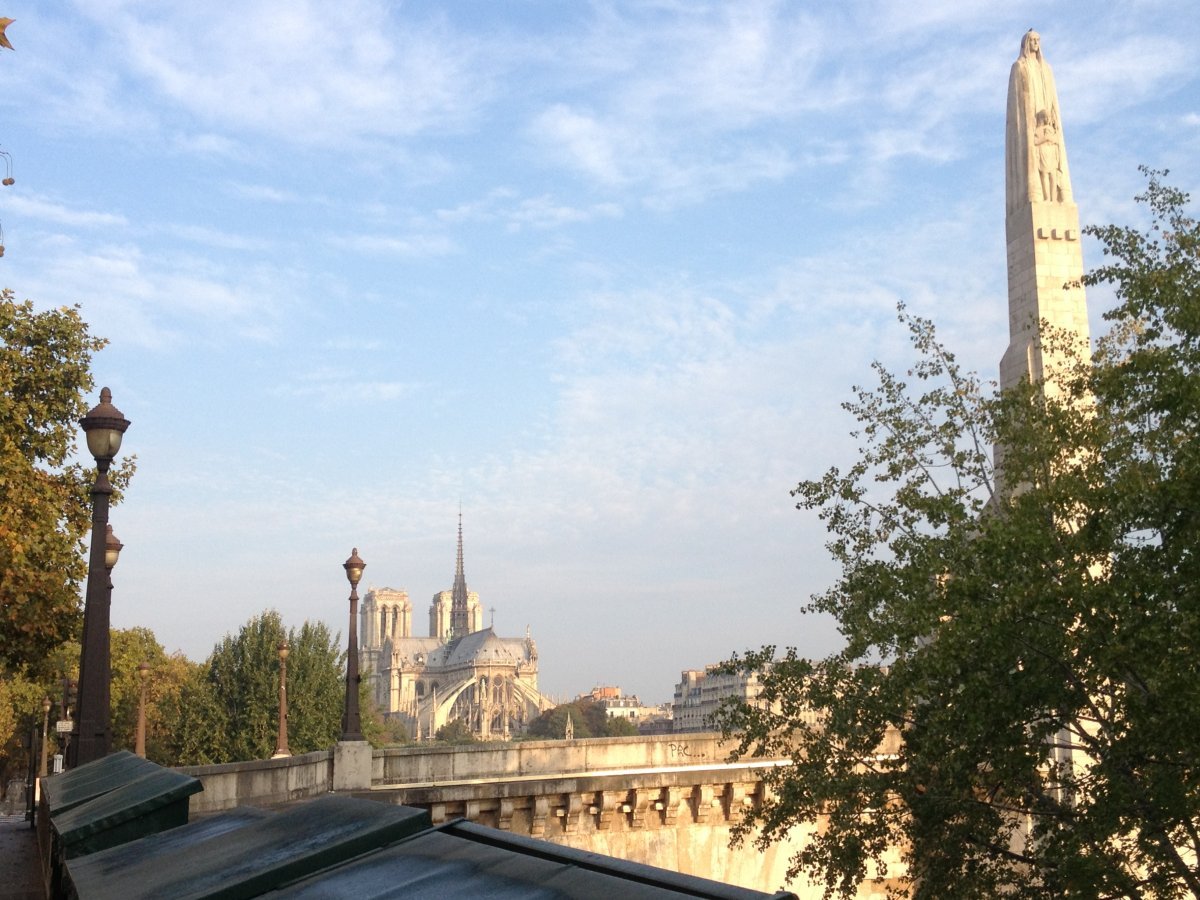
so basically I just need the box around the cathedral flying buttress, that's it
[359,515,551,740]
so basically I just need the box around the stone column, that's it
[1000,29,1091,398]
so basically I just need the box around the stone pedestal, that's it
[332,741,373,792]
[1001,199,1090,392]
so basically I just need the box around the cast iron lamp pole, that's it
[39,697,51,777]
[72,387,130,767]
[135,662,150,757]
[272,640,291,758]
[341,548,366,741]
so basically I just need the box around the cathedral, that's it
[359,518,552,740]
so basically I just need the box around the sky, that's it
[2,1,1198,704]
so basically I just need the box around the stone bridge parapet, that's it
[374,732,734,786]
[176,735,873,894]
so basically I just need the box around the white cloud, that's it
[75,0,490,147]
[14,237,303,349]
[330,232,456,257]
[1058,36,1198,124]
[435,188,519,224]
[507,196,623,231]
[165,223,276,252]
[532,105,627,186]
[226,182,304,204]
[274,366,418,407]
[5,194,129,229]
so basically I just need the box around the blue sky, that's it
[2,1,1198,703]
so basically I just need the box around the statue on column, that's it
[1006,30,1073,211]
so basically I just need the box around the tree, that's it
[526,699,637,739]
[285,619,348,751]
[204,611,346,762]
[109,627,170,751]
[434,719,478,744]
[716,172,1200,898]
[154,659,228,766]
[0,291,133,676]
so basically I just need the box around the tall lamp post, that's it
[341,548,366,742]
[135,662,150,757]
[39,697,51,778]
[72,387,130,768]
[272,640,291,758]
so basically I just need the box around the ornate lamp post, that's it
[341,548,366,741]
[72,387,130,768]
[272,640,291,758]
[39,697,51,778]
[135,662,150,757]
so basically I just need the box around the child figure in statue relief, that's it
[1034,110,1062,202]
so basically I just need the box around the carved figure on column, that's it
[1006,29,1072,211]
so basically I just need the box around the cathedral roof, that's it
[384,636,444,664]
[429,627,531,669]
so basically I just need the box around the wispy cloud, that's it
[329,232,456,257]
[1058,36,1198,124]
[507,196,623,231]
[524,3,837,202]
[74,0,491,147]
[435,188,519,224]
[275,365,418,407]
[164,223,277,252]
[5,194,129,229]
[226,182,305,204]
[16,238,301,349]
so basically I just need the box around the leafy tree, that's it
[604,715,638,737]
[286,619,347,752]
[0,677,26,792]
[526,699,637,739]
[372,714,410,746]
[358,672,400,746]
[434,718,478,744]
[204,610,345,763]
[154,659,228,766]
[109,627,170,750]
[0,291,133,676]
[716,173,1200,899]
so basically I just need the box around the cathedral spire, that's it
[450,510,470,639]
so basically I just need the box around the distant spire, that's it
[450,510,470,639]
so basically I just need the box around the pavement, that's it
[0,815,44,899]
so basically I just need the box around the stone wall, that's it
[178,749,332,815]
[375,732,732,784]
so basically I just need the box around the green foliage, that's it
[0,291,133,676]
[358,672,397,747]
[526,699,636,739]
[282,619,345,753]
[109,627,170,751]
[374,715,410,745]
[154,659,228,766]
[0,674,39,790]
[716,173,1200,899]
[202,611,345,763]
[434,718,477,744]
[605,715,638,737]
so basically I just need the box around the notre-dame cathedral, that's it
[359,517,552,740]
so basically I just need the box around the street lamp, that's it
[272,640,291,758]
[72,387,130,768]
[341,548,365,741]
[39,697,51,778]
[135,663,150,758]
